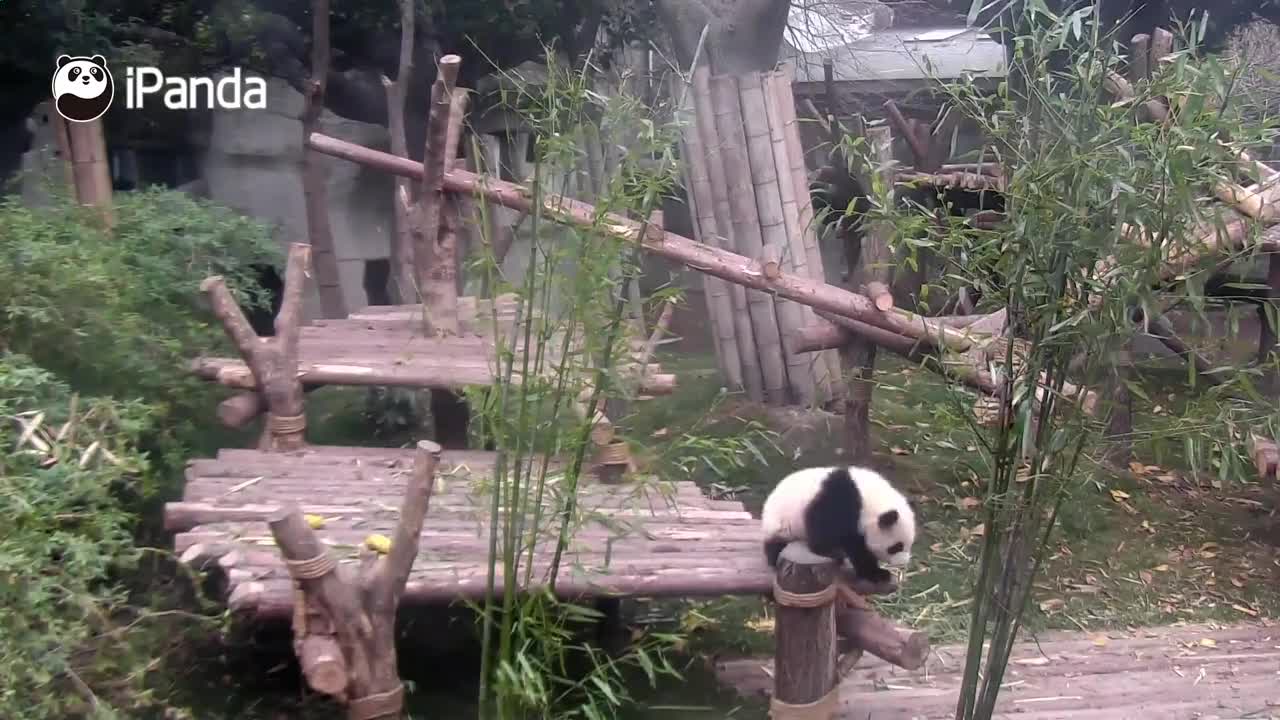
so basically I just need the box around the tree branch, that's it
[370,440,441,606]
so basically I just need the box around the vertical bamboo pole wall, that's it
[694,67,765,401]
[676,64,842,405]
[773,64,842,399]
[709,73,790,405]
[677,84,745,390]
[762,70,834,404]
[738,72,816,406]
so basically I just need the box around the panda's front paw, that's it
[859,566,892,584]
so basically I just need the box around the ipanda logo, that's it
[52,54,267,121]
[52,55,114,123]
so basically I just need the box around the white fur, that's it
[761,465,916,567]
[53,56,110,100]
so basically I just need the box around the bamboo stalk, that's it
[739,71,815,405]
[693,66,763,400]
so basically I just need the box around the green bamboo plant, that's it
[460,49,693,720]
[846,5,1279,719]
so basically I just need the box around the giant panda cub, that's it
[761,465,916,584]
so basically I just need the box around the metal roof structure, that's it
[783,23,1008,85]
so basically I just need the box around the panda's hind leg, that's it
[763,538,788,567]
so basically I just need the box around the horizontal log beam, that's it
[191,357,677,397]
[306,132,970,351]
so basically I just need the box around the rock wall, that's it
[201,75,393,318]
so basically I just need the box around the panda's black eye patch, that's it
[70,68,81,79]
[91,67,102,79]
[887,542,904,555]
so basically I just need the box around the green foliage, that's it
[0,189,276,716]
[0,354,154,718]
[844,5,1280,719]
[0,188,278,467]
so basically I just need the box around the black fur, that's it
[764,467,897,584]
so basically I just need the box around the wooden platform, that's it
[717,622,1280,719]
[166,445,773,620]
[192,294,673,394]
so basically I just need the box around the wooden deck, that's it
[165,445,772,620]
[192,294,674,394]
[717,622,1280,719]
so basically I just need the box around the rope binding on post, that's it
[769,683,840,720]
[285,552,337,637]
[349,683,405,720]
[771,576,838,608]
[268,411,308,436]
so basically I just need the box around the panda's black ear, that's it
[90,55,107,67]
[57,55,73,69]
[878,509,899,529]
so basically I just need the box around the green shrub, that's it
[0,353,156,717]
[0,188,281,715]
[0,188,279,477]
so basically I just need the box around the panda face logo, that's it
[52,55,115,123]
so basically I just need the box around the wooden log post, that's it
[1104,340,1135,467]
[269,440,441,719]
[50,111,114,230]
[843,125,896,463]
[381,0,416,305]
[201,243,312,451]
[301,0,348,319]
[413,54,464,337]
[771,543,840,719]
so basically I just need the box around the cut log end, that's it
[297,635,347,697]
[1250,434,1278,482]
[866,281,893,311]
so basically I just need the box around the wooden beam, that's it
[305,132,971,350]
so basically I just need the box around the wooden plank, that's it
[717,623,1280,720]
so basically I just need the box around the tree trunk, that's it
[301,0,349,319]
[382,0,416,305]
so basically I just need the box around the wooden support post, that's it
[413,54,464,337]
[270,440,441,719]
[301,0,348,319]
[1104,342,1134,467]
[201,243,312,451]
[772,543,840,719]
[381,0,416,305]
[50,112,114,230]
[842,125,895,463]
[1260,250,1280,374]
